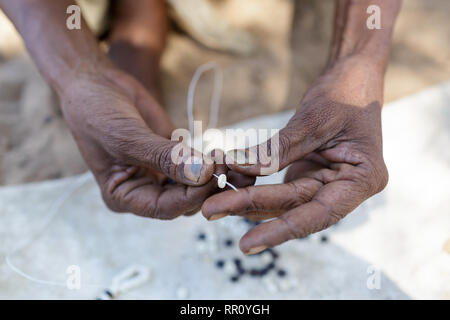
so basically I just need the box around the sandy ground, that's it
[0,0,449,185]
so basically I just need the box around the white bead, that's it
[224,261,236,275]
[260,251,273,264]
[196,242,207,253]
[217,174,227,188]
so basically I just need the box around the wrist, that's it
[319,55,386,107]
[52,54,114,96]
[327,0,401,72]
[326,52,387,77]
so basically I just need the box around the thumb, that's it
[115,130,215,186]
[225,124,324,176]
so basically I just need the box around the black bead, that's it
[215,260,225,268]
[249,269,261,277]
[243,218,260,227]
[197,233,206,241]
[224,239,233,247]
[233,258,245,274]
[230,275,239,282]
[277,269,287,277]
[320,235,328,243]
[268,248,279,259]
[104,289,114,298]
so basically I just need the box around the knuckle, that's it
[143,196,179,220]
[143,203,160,219]
[279,215,304,240]
[101,190,124,214]
[315,198,342,229]
[326,207,342,227]
[292,180,317,203]
[148,206,176,220]
[278,131,292,163]
[361,160,389,196]
[243,187,258,211]
[348,162,380,196]
[142,193,164,219]
[376,162,389,193]
[154,144,174,176]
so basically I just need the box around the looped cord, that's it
[187,62,223,137]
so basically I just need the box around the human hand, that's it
[202,56,389,253]
[59,65,238,219]
[0,0,255,219]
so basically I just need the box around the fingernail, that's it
[184,156,203,182]
[245,245,267,255]
[208,213,227,221]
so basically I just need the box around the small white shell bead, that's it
[217,174,227,189]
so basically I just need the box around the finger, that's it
[319,143,366,165]
[224,117,332,176]
[182,164,230,216]
[201,178,322,221]
[284,160,324,183]
[284,160,337,184]
[106,165,227,219]
[155,177,220,219]
[135,88,175,139]
[227,170,256,188]
[204,148,256,189]
[156,164,228,218]
[239,180,366,254]
[110,127,215,186]
[104,69,175,138]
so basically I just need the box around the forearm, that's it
[328,0,401,72]
[0,0,110,94]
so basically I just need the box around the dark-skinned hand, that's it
[59,65,253,219]
[202,57,389,254]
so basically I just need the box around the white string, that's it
[110,265,150,295]
[5,172,102,288]
[5,173,151,295]
[188,62,239,192]
[187,62,223,137]
[97,265,151,300]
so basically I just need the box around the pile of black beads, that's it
[195,218,289,283]
[216,248,287,283]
